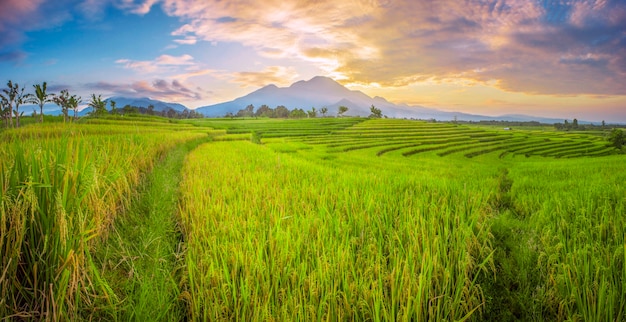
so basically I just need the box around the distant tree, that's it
[368,104,382,118]
[110,100,118,115]
[255,104,273,117]
[28,82,54,123]
[0,96,9,127]
[608,128,625,149]
[123,104,138,114]
[88,94,107,117]
[307,107,317,118]
[338,105,348,117]
[53,89,71,122]
[320,107,328,117]
[147,104,154,115]
[289,108,306,118]
[68,94,82,121]
[12,84,27,127]
[564,119,570,130]
[244,104,254,117]
[1,80,22,127]
[602,120,606,129]
[235,104,254,118]
[274,105,290,118]
[572,118,579,129]
[187,110,203,119]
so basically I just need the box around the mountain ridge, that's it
[195,76,576,123]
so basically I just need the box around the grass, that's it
[95,136,209,320]
[178,141,495,320]
[1,117,624,320]
[0,121,206,319]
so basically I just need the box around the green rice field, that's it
[1,116,624,321]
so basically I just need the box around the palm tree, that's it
[53,89,71,123]
[29,82,54,123]
[1,81,18,127]
[0,96,9,127]
[13,85,27,127]
[320,107,328,117]
[88,94,106,116]
[69,94,82,121]
[110,100,117,114]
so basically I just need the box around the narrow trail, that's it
[481,168,542,321]
[96,137,207,321]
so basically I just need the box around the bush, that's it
[608,128,625,149]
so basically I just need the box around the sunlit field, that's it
[1,116,624,321]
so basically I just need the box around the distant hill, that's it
[29,97,189,116]
[195,76,571,123]
[104,97,188,112]
[196,76,396,117]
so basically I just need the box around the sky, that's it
[1,0,625,122]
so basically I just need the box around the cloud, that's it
[79,0,159,18]
[114,0,159,15]
[0,0,68,51]
[559,53,608,67]
[78,0,109,19]
[0,0,44,25]
[172,68,219,81]
[153,0,625,96]
[87,79,205,101]
[173,36,197,45]
[0,0,161,52]
[47,83,74,93]
[0,50,27,63]
[232,66,298,87]
[116,54,196,73]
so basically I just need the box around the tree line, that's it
[226,104,344,118]
[0,80,204,128]
[0,80,102,127]
[225,104,384,119]
[106,101,204,119]
[551,118,624,131]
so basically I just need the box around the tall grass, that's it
[0,122,206,319]
[178,119,625,320]
[506,157,625,320]
[2,117,623,320]
[178,141,495,320]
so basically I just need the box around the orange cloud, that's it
[155,0,625,96]
[88,79,204,101]
[116,54,196,73]
[232,66,298,87]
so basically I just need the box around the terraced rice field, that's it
[2,116,624,321]
[179,118,624,321]
[285,119,615,159]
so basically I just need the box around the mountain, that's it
[75,97,189,116]
[36,97,190,116]
[196,76,403,117]
[104,97,188,112]
[197,76,562,122]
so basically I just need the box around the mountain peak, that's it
[102,96,188,112]
[309,75,339,83]
[257,84,279,92]
[197,75,456,118]
[289,76,346,92]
